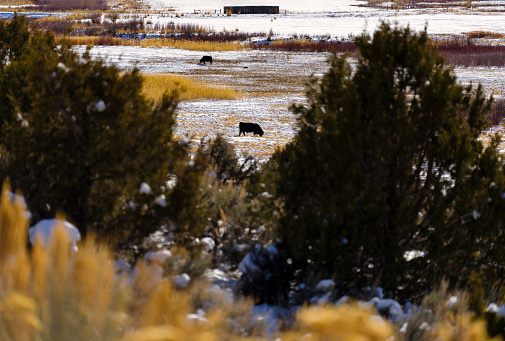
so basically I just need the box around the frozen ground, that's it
[81,46,330,161]
[80,44,505,161]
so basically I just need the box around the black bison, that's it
[239,122,264,137]
[199,55,213,64]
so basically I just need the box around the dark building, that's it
[224,6,279,14]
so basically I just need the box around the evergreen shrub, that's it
[266,22,505,300]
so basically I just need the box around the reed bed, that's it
[59,36,245,51]
[438,43,505,66]
[142,73,243,102]
[252,39,357,54]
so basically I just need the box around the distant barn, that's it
[224,6,279,14]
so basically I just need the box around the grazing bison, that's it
[199,55,213,64]
[239,122,264,137]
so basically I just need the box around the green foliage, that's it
[266,22,505,299]
[0,16,192,244]
[0,14,41,132]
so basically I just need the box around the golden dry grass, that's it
[0,182,501,341]
[142,73,243,102]
[0,0,33,5]
[60,36,245,51]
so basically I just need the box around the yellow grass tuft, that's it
[142,73,243,102]
[0,0,33,5]
[293,305,395,341]
[59,36,245,51]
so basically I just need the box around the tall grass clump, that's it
[142,73,243,102]
[59,36,244,51]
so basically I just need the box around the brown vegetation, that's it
[438,43,505,66]
[486,99,505,126]
[251,39,357,54]
[33,0,107,10]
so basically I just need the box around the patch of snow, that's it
[174,273,191,288]
[154,194,167,207]
[374,287,384,299]
[447,295,458,308]
[144,249,172,264]
[57,62,70,72]
[487,303,505,318]
[186,313,209,325]
[201,237,216,253]
[94,99,106,112]
[238,252,262,278]
[128,200,136,210]
[376,299,405,322]
[404,250,427,262]
[251,304,286,336]
[487,303,499,313]
[29,219,81,253]
[139,182,153,195]
[315,279,335,293]
[314,292,331,305]
[266,244,278,259]
[418,321,431,331]
[335,295,349,305]
[166,176,177,189]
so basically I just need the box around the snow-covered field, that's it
[82,43,505,160]
[143,0,505,38]
[55,0,505,159]
[82,46,331,160]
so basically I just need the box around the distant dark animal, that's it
[199,55,213,64]
[239,122,264,137]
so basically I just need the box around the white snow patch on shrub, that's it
[186,313,209,326]
[404,250,427,262]
[94,100,106,112]
[154,194,167,207]
[57,62,70,72]
[376,299,405,322]
[201,237,215,253]
[144,249,172,265]
[139,182,153,195]
[29,219,81,252]
[174,273,191,288]
[238,252,262,278]
[447,295,458,308]
[315,279,335,293]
